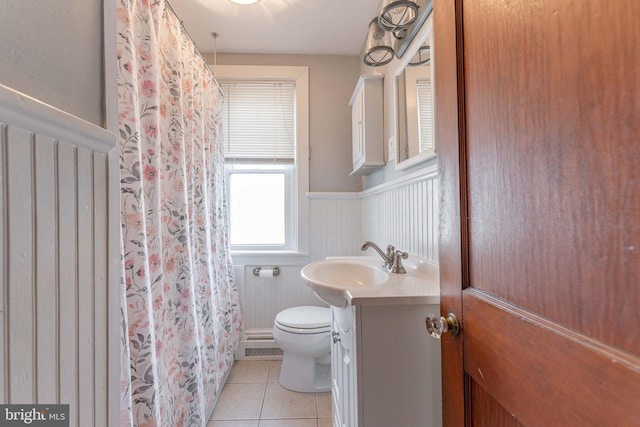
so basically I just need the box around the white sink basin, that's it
[301,258,389,307]
[301,256,440,308]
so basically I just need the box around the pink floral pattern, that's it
[116,1,243,425]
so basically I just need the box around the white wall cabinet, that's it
[349,75,384,175]
[330,303,442,427]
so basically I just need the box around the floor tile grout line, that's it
[258,363,269,421]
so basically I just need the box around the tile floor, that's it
[207,360,333,427]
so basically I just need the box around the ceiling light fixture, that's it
[363,0,424,67]
[378,0,419,38]
[228,0,260,5]
[408,45,430,66]
[363,18,394,67]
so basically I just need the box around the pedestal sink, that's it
[301,256,440,308]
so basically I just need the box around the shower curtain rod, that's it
[165,0,224,99]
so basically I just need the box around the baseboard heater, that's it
[235,329,283,360]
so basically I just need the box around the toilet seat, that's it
[274,306,330,334]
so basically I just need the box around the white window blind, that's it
[221,81,296,162]
[417,79,434,153]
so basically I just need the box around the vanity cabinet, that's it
[349,75,384,175]
[330,302,442,427]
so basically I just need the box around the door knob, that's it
[425,313,460,338]
[332,331,341,343]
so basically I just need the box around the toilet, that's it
[272,306,331,392]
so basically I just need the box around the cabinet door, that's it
[351,91,364,168]
[331,306,358,427]
[330,310,343,426]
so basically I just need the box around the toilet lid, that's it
[275,306,330,329]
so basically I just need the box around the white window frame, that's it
[215,65,310,257]
[226,164,294,250]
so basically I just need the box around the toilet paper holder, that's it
[253,266,281,277]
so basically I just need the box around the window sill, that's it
[230,250,310,266]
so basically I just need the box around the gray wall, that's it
[0,0,104,126]
[206,53,363,193]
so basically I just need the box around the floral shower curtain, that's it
[116,1,243,425]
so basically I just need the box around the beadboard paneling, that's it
[361,166,439,262]
[0,84,116,426]
[240,265,322,332]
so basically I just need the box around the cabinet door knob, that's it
[425,313,460,338]
[332,331,341,343]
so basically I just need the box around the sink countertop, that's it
[327,256,440,306]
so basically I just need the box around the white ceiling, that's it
[168,0,381,56]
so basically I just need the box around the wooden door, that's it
[435,0,640,425]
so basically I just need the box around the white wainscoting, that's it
[0,85,117,426]
[361,164,439,262]
[237,265,322,336]
[234,165,439,345]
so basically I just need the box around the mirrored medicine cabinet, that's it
[394,3,435,170]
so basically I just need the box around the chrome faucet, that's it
[360,241,409,274]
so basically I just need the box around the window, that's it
[227,164,292,248]
[417,78,434,154]
[216,65,309,253]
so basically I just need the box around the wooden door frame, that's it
[434,0,466,425]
